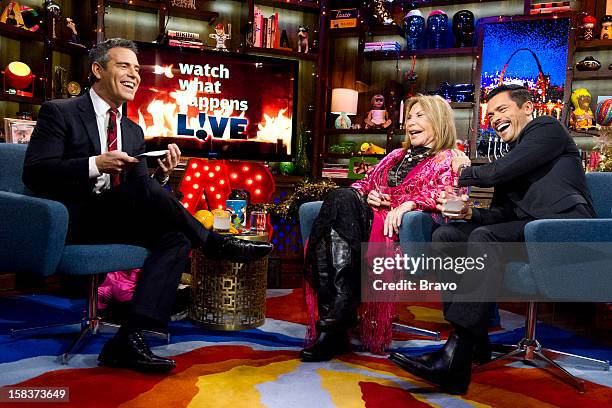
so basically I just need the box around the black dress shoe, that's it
[300,329,351,362]
[204,235,273,263]
[389,330,473,395]
[98,328,176,373]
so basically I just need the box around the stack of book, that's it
[167,30,204,49]
[364,41,401,53]
[322,163,349,179]
[529,1,572,14]
[252,7,281,49]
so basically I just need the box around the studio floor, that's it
[0,289,611,407]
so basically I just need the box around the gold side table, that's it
[189,234,268,330]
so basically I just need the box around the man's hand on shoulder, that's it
[95,151,139,174]
[451,149,471,174]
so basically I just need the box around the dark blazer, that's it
[23,93,148,208]
[459,116,594,224]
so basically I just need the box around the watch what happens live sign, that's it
[127,46,297,160]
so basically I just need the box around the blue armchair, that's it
[479,172,612,393]
[0,143,153,364]
[299,201,440,340]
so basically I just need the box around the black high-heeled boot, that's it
[299,322,351,362]
[389,325,475,395]
[300,229,357,362]
[317,229,359,331]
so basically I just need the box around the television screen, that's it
[126,43,297,160]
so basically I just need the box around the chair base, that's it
[392,322,440,341]
[11,319,170,364]
[476,338,610,393]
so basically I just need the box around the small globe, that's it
[595,99,612,127]
[279,161,295,175]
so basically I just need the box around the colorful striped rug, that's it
[0,289,610,407]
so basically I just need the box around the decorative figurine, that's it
[297,26,309,53]
[171,0,196,9]
[370,0,394,25]
[570,88,597,130]
[452,9,474,48]
[601,15,612,40]
[403,10,425,51]
[44,0,61,39]
[209,23,231,52]
[364,94,392,129]
[426,10,448,49]
[66,17,83,45]
[581,15,597,41]
[576,56,601,71]
[279,29,290,49]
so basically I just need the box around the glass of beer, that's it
[213,210,231,233]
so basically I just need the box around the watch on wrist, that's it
[155,173,170,186]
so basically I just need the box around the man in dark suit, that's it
[23,38,272,373]
[389,84,595,394]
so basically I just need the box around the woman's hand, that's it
[367,190,391,208]
[383,201,416,237]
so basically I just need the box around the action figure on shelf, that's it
[601,15,612,40]
[570,88,597,131]
[66,17,83,46]
[297,26,309,53]
[364,94,392,129]
[581,15,597,41]
[210,23,231,52]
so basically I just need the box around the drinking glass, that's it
[441,187,466,217]
[249,211,267,234]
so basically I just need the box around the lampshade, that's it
[6,61,33,90]
[330,88,358,115]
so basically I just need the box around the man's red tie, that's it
[107,108,120,187]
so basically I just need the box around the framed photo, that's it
[474,15,572,145]
[347,156,379,180]
[4,118,36,144]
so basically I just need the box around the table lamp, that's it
[331,88,358,129]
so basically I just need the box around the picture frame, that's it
[347,156,379,180]
[4,118,36,144]
[473,15,573,154]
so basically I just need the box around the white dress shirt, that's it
[88,88,124,194]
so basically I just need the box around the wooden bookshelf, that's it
[364,47,476,61]
[0,23,44,42]
[245,46,318,61]
[255,0,320,13]
[575,39,612,52]
[573,70,612,80]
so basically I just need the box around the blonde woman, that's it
[301,95,460,361]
